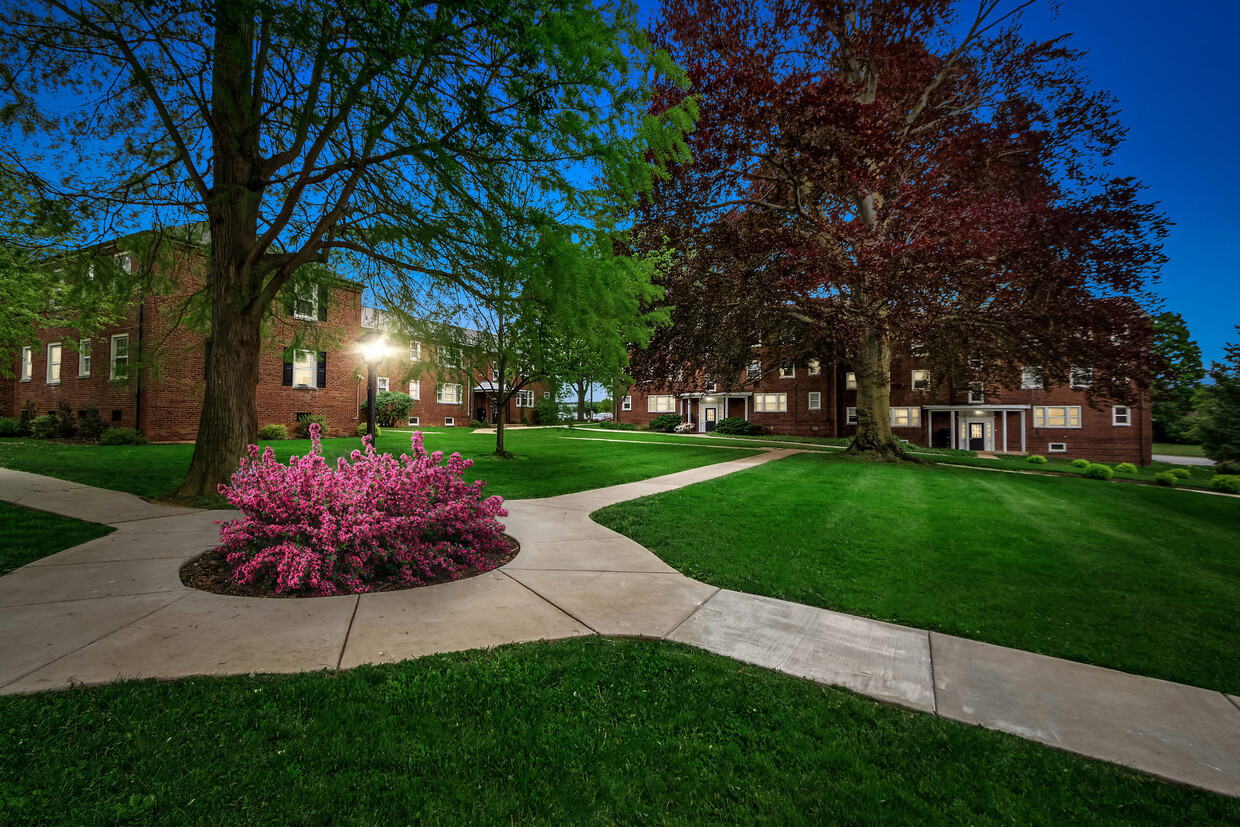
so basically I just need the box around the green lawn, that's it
[593,452,1240,694]
[0,502,114,575]
[1153,442,1208,458]
[1,638,1234,825]
[0,428,759,505]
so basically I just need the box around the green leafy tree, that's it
[1192,329,1240,463]
[373,390,414,428]
[0,0,693,496]
[1149,312,1206,443]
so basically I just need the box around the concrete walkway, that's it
[1152,453,1216,466]
[1,458,1239,799]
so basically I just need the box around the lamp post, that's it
[358,331,388,440]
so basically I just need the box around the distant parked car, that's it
[591,412,613,422]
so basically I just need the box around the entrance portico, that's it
[677,392,755,433]
[922,405,1032,453]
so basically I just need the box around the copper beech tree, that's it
[633,0,1168,459]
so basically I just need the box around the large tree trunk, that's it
[177,299,262,497]
[575,380,587,421]
[845,324,914,461]
[493,353,512,457]
[176,3,265,498]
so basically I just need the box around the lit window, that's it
[754,393,786,412]
[647,395,674,413]
[807,359,821,376]
[1020,367,1043,390]
[292,351,316,388]
[516,389,535,407]
[1070,367,1093,388]
[46,342,61,384]
[377,377,389,392]
[808,392,821,410]
[780,364,794,379]
[747,361,761,381]
[437,383,463,404]
[622,396,632,411]
[845,407,857,425]
[109,334,129,380]
[1033,406,1081,428]
[79,339,90,377]
[409,380,420,401]
[911,369,929,391]
[409,341,421,361]
[890,407,921,427]
[845,371,856,390]
[1112,406,1131,426]
[20,346,31,381]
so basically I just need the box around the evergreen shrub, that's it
[648,414,682,432]
[1209,475,1240,495]
[99,428,149,445]
[1027,454,1047,464]
[1154,471,1178,487]
[259,424,288,440]
[1115,462,1138,474]
[1070,458,1090,469]
[1083,463,1114,480]
[714,417,762,436]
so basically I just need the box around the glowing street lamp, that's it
[358,331,388,440]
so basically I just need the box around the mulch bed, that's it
[179,534,521,599]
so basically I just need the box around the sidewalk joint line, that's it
[662,586,721,640]
[0,591,191,691]
[1226,693,1240,715]
[498,570,600,635]
[926,631,939,716]
[336,594,361,671]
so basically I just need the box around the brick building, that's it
[4,247,550,440]
[617,355,1152,465]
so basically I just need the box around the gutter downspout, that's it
[134,287,144,434]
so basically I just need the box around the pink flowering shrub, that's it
[216,424,508,596]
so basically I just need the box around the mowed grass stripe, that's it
[593,452,1240,693]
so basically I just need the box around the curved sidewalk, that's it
[0,458,1238,799]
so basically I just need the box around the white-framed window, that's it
[648,395,674,413]
[780,364,795,379]
[1070,366,1093,389]
[1048,442,1067,453]
[293,283,319,321]
[109,334,129,380]
[807,359,821,376]
[911,341,928,357]
[409,341,421,361]
[544,391,551,399]
[891,407,921,427]
[46,342,61,384]
[78,339,90,377]
[967,384,984,404]
[621,396,632,411]
[437,383,463,404]
[292,350,316,388]
[845,407,858,425]
[114,253,133,274]
[444,417,455,426]
[408,380,420,401]
[376,377,389,392]
[1112,406,1131,426]
[408,415,420,426]
[754,393,787,412]
[516,389,535,407]
[20,346,31,381]
[1033,406,1081,428]
[911,369,929,391]
[845,371,856,390]
[441,347,461,369]
[1020,366,1043,390]
[746,360,761,381]
[808,392,821,410]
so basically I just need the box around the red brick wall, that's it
[618,353,1152,464]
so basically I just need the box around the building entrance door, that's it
[704,407,718,432]
[968,422,985,451]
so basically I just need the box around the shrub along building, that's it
[4,247,550,440]
[617,353,1152,465]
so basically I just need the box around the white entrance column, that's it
[1020,410,1026,453]
[1001,411,1008,453]
[949,411,957,449]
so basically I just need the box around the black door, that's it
[968,422,985,451]
[704,407,718,432]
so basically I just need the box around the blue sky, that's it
[634,0,1239,365]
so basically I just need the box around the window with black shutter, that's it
[317,352,327,387]
[282,357,293,386]
[317,285,328,321]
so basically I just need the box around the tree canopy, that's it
[0,0,693,494]
[632,0,1166,458]
[1149,312,1205,443]
[1192,329,1240,464]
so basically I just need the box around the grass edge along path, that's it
[593,452,1240,695]
[0,502,115,575]
[0,428,761,506]
[1,638,1236,824]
